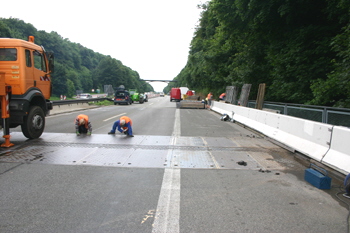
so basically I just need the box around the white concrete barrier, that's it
[322,126,350,174]
[211,101,334,165]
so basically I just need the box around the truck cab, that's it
[0,36,54,139]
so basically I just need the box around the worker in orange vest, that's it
[75,114,92,136]
[108,116,134,137]
[219,93,226,101]
[206,92,213,109]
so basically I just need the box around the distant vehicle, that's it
[129,89,145,104]
[78,93,92,99]
[114,85,132,105]
[186,90,194,96]
[170,88,181,102]
[160,92,165,97]
[179,87,189,96]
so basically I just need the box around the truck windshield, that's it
[0,48,17,61]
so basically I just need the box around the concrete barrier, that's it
[322,126,350,174]
[211,101,335,167]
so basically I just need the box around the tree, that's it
[66,79,76,98]
[0,17,152,97]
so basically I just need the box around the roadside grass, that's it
[50,96,114,106]
[90,100,114,106]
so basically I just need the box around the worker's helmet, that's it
[79,118,85,125]
[120,119,126,126]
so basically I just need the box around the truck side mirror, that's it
[48,52,54,73]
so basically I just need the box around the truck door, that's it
[33,50,50,99]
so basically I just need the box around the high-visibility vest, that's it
[76,114,89,128]
[120,116,132,125]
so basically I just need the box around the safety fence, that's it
[211,101,350,175]
[248,101,350,127]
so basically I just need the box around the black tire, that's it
[21,106,45,139]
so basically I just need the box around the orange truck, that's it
[0,36,54,141]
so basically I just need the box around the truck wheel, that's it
[21,106,45,139]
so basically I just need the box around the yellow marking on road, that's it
[141,209,155,224]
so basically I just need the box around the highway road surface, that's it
[0,96,349,232]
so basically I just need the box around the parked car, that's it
[114,90,132,105]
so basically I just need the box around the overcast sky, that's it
[2,0,203,92]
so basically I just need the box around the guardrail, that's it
[52,93,160,106]
[52,98,110,106]
[211,101,350,175]
[248,101,350,127]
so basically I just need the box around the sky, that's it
[2,0,203,92]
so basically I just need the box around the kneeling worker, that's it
[75,114,92,136]
[108,116,134,137]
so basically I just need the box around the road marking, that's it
[103,113,126,122]
[202,138,221,169]
[152,108,181,233]
[172,109,181,138]
[152,168,180,233]
[47,113,74,118]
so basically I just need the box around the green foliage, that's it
[66,79,75,98]
[92,100,114,106]
[169,0,350,107]
[0,17,153,97]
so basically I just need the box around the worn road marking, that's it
[172,109,181,139]
[103,113,126,122]
[152,168,180,233]
[152,108,181,233]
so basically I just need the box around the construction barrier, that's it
[211,101,349,174]
[322,126,350,174]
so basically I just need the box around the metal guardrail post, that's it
[284,104,288,115]
[322,108,327,124]
[248,100,350,127]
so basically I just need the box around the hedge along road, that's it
[0,96,348,233]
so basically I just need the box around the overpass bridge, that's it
[141,79,177,83]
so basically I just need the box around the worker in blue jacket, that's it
[108,116,134,137]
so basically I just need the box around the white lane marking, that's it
[152,168,180,233]
[75,147,99,164]
[47,113,74,118]
[202,138,221,169]
[172,109,181,138]
[103,113,126,122]
[152,108,181,233]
